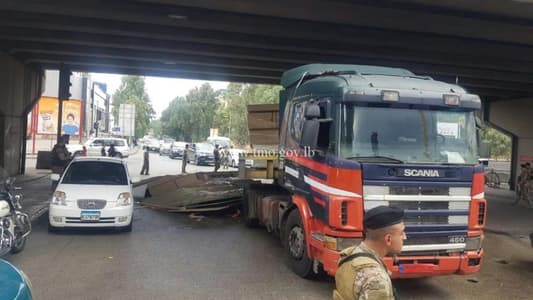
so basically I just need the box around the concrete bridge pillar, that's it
[0,52,44,175]
[485,98,533,189]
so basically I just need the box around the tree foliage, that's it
[160,83,281,145]
[160,83,219,142]
[111,76,155,138]
[480,126,511,159]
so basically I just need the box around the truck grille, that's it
[364,184,470,252]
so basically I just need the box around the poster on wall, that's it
[61,100,81,135]
[37,97,81,135]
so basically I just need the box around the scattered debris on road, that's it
[133,172,252,213]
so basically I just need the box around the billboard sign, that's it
[37,97,82,135]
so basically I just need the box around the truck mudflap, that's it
[311,242,483,278]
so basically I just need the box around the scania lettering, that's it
[404,169,440,177]
[241,64,486,279]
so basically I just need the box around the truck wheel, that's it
[285,209,314,278]
[242,185,259,227]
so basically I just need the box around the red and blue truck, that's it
[241,64,486,278]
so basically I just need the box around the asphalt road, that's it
[5,153,533,300]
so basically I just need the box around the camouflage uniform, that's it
[333,242,394,300]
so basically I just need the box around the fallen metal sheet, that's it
[136,171,249,213]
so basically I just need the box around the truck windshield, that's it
[339,104,478,164]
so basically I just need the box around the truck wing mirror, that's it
[305,103,321,119]
[301,120,319,148]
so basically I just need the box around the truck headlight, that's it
[465,235,483,251]
[52,191,67,206]
[117,192,132,206]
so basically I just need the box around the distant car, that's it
[147,139,160,152]
[85,137,130,158]
[48,157,134,232]
[0,259,33,300]
[159,141,173,156]
[207,136,231,149]
[187,143,215,166]
[227,148,254,167]
[169,141,188,159]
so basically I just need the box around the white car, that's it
[85,137,130,158]
[48,157,134,232]
[227,148,254,167]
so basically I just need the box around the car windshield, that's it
[196,143,214,152]
[339,104,478,164]
[62,161,128,185]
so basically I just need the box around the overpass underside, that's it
[1,0,533,178]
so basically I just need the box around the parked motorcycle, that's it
[0,169,31,257]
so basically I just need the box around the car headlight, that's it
[51,191,67,206]
[117,192,132,206]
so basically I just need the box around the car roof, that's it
[89,137,126,141]
[71,156,125,164]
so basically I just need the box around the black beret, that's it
[364,206,404,230]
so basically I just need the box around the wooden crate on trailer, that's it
[247,104,279,146]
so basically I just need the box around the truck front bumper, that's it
[318,246,483,278]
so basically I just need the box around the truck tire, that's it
[242,185,259,227]
[285,209,314,278]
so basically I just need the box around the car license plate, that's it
[80,210,100,221]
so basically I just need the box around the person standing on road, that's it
[213,144,221,172]
[181,144,189,174]
[140,146,150,175]
[333,206,405,300]
[108,144,117,157]
[51,136,71,172]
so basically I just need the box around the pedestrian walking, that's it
[140,146,150,175]
[101,145,106,156]
[181,144,189,174]
[213,144,221,172]
[333,206,405,300]
[222,147,230,169]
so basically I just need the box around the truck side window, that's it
[290,102,305,142]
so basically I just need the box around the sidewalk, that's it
[16,168,52,222]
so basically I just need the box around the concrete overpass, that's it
[1,0,533,181]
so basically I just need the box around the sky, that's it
[90,73,228,118]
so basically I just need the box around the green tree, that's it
[160,83,219,142]
[480,126,511,159]
[216,83,281,146]
[111,76,155,138]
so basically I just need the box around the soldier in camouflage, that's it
[333,206,406,300]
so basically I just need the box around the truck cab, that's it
[242,64,486,279]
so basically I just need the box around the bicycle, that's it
[484,168,500,188]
